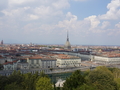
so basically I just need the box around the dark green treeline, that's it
[0,66,120,90]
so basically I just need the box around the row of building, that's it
[2,51,120,70]
[91,54,120,65]
[66,52,120,65]
[2,53,81,70]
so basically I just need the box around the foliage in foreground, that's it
[36,77,53,90]
[63,70,85,90]
[63,66,118,90]
[0,71,49,90]
[1,66,120,90]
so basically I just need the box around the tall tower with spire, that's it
[1,40,3,45]
[64,31,71,49]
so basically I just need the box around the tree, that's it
[75,84,97,90]
[22,72,38,90]
[112,68,120,78]
[4,83,24,90]
[49,68,56,89]
[36,77,53,90]
[63,70,85,90]
[39,71,48,78]
[88,66,118,90]
[111,68,120,90]
[108,67,117,73]
[8,70,23,85]
[0,76,9,90]
[114,78,120,90]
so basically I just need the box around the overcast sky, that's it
[0,0,120,45]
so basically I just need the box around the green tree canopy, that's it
[63,70,85,90]
[111,68,120,89]
[21,72,39,90]
[39,71,48,78]
[4,83,24,90]
[88,66,118,90]
[8,71,23,85]
[36,77,53,90]
[75,83,97,90]
[0,76,9,90]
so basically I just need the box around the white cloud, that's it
[8,0,34,6]
[1,0,69,22]
[23,23,35,33]
[84,15,100,29]
[40,24,54,30]
[74,0,87,1]
[66,12,77,21]
[99,0,120,20]
[101,21,110,29]
[1,7,29,18]
[57,12,78,30]
[107,0,120,9]
[28,14,39,20]
[24,7,30,10]
[34,6,51,16]
[52,0,70,9]
[2,9,21,17]
[115,22,120,28]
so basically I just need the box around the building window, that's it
[36,60,39,64]
[31,60,34,64]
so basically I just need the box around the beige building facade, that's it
[56,57,81,68]
[91,55,120,64]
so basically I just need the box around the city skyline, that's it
[0,0,120,45]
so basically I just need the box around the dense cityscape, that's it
[1,34,120,90]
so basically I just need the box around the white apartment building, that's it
[27,57,57,69]
[17,63,29,70]
[56,57,81,68]
[91,55,120,64]
[3,60,18,70]
[27,54,81,69]
[41,58,56,68]
[3,59,29,70]
[0,57,6,64]
[27,57,42,69]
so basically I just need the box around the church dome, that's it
[65,40,71,49]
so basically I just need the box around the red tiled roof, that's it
[3,62,13,65]
[3,60,18,65]
[29,56,42,59]
[0,55,4,59]
[12,60,18,63]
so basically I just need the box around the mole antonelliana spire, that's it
[64,31,71,50]
[0,40,3,45]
